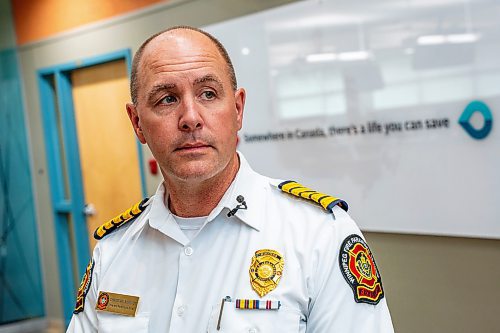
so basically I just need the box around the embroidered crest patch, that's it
[73,258,95,314]
[249,249,284,297]
[339,234,384,305]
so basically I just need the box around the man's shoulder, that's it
[93,198,150,241]
[271,179,348,215]
[263,178,363,258]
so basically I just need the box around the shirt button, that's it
[184,246,194,256]
[177,305,186,316]
[248,329,257,333]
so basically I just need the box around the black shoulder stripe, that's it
[278,180,348,212]
[93,198,149,240]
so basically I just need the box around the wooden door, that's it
[71,59,142,249]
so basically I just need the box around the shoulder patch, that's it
[278,180,348,212]
[73,258,94,314]
[94,198,149,240]
[339,234,384,305]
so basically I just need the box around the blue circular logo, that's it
[458,101,493,140]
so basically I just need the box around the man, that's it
[67,26,394,332]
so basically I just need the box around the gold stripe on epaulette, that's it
[94,198,149,240]
[278,181,348,212]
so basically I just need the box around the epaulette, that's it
[94,198,149,240]
[278,180,348,213]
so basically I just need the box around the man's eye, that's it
[160,95,177,104]
[201,91,216,100]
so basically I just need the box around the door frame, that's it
[37,49,147,324]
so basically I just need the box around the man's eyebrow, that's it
[194,74,224,91]
[147,83,176,103]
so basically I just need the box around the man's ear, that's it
[234,88,246,130]
[126,103,146,144]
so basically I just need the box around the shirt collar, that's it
[148,152,267,238]
[207,152,268,231]
[148,182,190,245]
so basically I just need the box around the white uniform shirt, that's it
[67,154,394,332]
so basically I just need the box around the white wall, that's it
[205,0,500,239]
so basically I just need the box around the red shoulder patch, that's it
[339,234,384,305]
[73,258,95,314]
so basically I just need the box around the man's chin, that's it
[160,154,236,184]
[167,163,220,183]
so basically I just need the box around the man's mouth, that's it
[175,142,212,152]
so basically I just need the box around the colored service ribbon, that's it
[235,299,281,310]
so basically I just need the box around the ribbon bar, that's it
[235,299,281,310]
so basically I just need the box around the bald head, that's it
[130,26,237,105]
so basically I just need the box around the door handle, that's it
[83,203,97,216]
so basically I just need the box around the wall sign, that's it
[206,0,500,239]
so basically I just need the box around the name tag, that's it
[95,291,139,317]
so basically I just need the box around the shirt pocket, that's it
[206,301,300,333]
[97,312,150,332]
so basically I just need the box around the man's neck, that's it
[163,154,240,217]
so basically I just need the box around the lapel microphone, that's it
[227,195,247,217]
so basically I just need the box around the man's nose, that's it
[178,98,203,131]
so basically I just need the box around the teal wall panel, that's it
[0,48,44,323]
[0,0,44,324]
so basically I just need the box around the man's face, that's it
[127,30,245,184]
